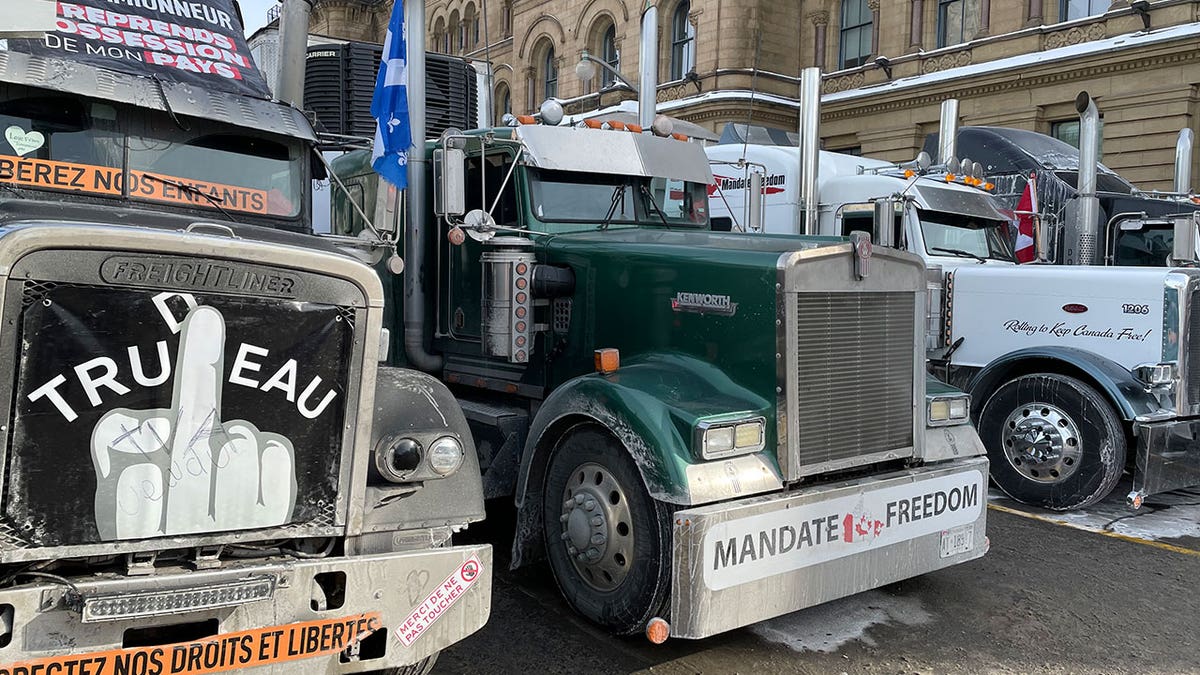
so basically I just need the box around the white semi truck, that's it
[707,68,1200,510]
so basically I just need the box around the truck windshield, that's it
[919,210,1015,262]
[0,85,303,219]
[528,170,708,228]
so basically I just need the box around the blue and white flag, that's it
[371,0,411,189]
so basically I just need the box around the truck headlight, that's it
[375,437,423,482]
[427,436,465,476]
[1133,362,1177,388]
[698,417,766,459]
[927,395,970,427]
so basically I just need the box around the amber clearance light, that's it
[594,348,620,374]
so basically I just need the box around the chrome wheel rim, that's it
[1001,401,1083,483]
[558,462,634,592]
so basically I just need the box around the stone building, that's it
[308,0,1200,190]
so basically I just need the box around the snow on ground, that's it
[990,485,1200,543]
[750,590,932,654]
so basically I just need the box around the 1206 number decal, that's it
[1122,304,1150,315]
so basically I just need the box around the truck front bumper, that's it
[669,456,988,639]
[0,544,491,674]
[1133,417,1200,506]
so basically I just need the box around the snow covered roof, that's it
[824,21,1200,103]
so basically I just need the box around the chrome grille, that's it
[1188,287,1200,406]
[793,292,916,470]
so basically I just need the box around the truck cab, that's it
[706,86,1200,512]
[0,4,490,672]
[332,109,990,640]
[920,125,1200,267]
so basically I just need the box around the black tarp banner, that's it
[3,0,271,99]
[8,283,351,547]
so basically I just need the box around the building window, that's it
[669,1,695,81]
[937,0,980,47]
[496,83,511,121]
[502,2,512,36]
[543,46,558,100]
[602,24,619,71]
[832,146,863,156]
[1060,0,1108,21]
[839,0,873,69]
[473,16,480,45]
[1051,119,1103,155]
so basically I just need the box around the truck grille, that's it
[1189,288,1200,406]
[793,292,915,471]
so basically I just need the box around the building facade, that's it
[310,0,1200,191]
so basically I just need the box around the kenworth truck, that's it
[0,1,490,673]
[708,70,1200,511]
[330,31,989,637]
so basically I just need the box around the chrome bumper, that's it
[1132,417,1200,506]
[0,545,492,673]
[669,457,988,639]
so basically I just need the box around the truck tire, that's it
[978,373,1126,510]
[542,426,672,635]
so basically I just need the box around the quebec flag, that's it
[371,0,411,189]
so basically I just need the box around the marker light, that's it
[83,577,275,622]
[595,348,621,374]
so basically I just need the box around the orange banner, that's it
[0,613,381,675]
[0,155,272,215]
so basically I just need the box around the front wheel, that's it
[542,426,672,635]
[977,373,1126,510]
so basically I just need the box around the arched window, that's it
[432,17,447,53]
[496,82,512,121]
[449,10,461,53]
[669,1,695,81]
[839,0,872,69]
[543,46,558,100]
[602,24,619,71]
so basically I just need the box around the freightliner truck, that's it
[329,9,990,639]
[708,69,1200,511]
[0,1,490,673]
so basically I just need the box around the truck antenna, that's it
[740,31,762,165]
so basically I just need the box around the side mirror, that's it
[1173,212,1199,263]
[376,180,402,234]
[433,148,466,217]
[1036,217,1050,262]
[873,197,897,248]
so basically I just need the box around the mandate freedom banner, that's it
[0,0,270,98]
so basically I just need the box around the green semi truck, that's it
[330,110,991,639]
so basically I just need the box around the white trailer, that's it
[707,69,1200,510]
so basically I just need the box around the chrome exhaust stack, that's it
[1065,91,1102,266]
[404,0,443,371]
[638,2,659,131]
[1176,127,1194,195]
[798,67,821,235]
[938,99,960,165]
[276,0,314,107]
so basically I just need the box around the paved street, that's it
[441,483,1200,675]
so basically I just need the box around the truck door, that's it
[441,150,521,344]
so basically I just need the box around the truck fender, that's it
[509,354,773,568]
[965,346,1159,422]
[361,366,485,532]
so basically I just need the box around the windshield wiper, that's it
[639,185,671,229]
[931,247,988,263]
[140,173,235,222]
[598,184,626,230]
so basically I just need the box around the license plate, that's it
[940,524,974,557]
